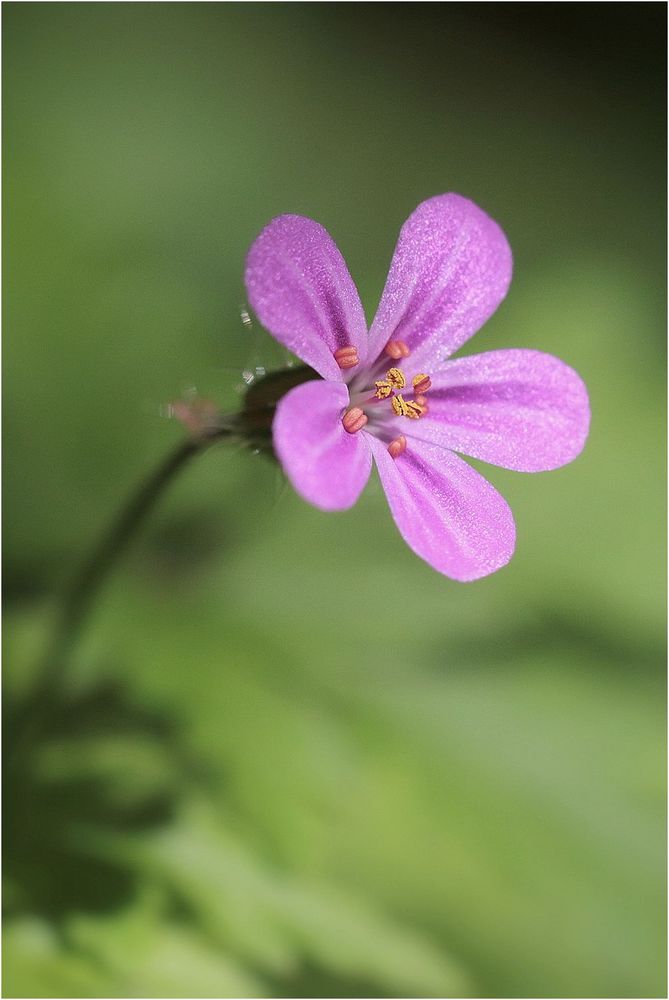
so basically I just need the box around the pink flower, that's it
[245,194,589,581]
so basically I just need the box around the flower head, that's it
[244,194,589,580]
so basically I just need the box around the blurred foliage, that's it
[3,4,666,998]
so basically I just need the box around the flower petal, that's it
[368,435,515,581]
[273,379,372,511]
[368,194,512,369]
[245,215,368,381]
[404,350,590,472]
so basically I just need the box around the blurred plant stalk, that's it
[10,367,317,766]
[10,421,228,767]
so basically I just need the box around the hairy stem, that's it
[10,365,318,762]
[12,424,235,760]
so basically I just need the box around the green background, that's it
[3,4,666,997]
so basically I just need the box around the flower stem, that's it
[11,424,235,762]
[10,364,318,764]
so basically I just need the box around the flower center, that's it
[375,367,431,419]
[339,340,432,457]
[343,360,432,448]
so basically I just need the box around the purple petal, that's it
[368,435,515,581]
[245,215,368,381]
[368,194,512,370]
[273,379,372,511]
[406,350,590,472]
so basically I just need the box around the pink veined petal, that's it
[368,435,515,581]
[367,194,513,370]
[273,379,372,511]
[245,214,368,382]
[404,349,590,472]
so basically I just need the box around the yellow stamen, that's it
[375,368,406,399]
[392,394,425,419]
[405,400,425,419]
[374,380,393,399]
[391,395,409,417]
[386,367,406,389]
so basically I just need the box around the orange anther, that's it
[334,346,359,370]
[342,406,368,434]
[384,339,410,360]
[387,435,407,459]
